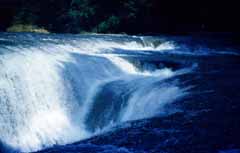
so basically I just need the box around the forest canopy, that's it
[0,0,239,34]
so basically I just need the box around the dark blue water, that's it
[0,33,240,153]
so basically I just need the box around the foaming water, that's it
[0,51,86,152]
[0,34,191,152]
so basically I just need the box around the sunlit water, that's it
[0,33,239,153]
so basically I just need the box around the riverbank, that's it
[6,24,49,33]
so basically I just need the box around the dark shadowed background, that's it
[0,0,239,34]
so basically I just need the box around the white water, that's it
[0,36,189,152]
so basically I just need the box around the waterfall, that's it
[0,34,190,152]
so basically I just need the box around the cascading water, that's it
[0,33,192,153]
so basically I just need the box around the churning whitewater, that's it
[0,34,190,152]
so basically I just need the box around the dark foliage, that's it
[0,0,239,34]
